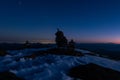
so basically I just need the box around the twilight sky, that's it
[1,0,120,43]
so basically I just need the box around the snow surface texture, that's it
[0,48,120,80]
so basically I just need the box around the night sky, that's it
[1,0,120,43]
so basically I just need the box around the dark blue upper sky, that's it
[1,0,120,43]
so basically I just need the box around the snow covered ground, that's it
[0,48,120,80]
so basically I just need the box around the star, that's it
[18,0,22,6]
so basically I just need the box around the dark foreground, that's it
[0,47,120,80]
[68,63,120,80]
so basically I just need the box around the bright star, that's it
[18,0,22,6]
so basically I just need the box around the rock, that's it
[0,50,7,56]
[68,63,120,80]
[0,71,24,80]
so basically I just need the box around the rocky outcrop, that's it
[68,63,120,80]
[0,71,24,80]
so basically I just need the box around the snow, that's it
[75,48,92,54]
[0,48,120,80]
[1,50,83,80]
[7,48,49,56]
[82,55,120,72]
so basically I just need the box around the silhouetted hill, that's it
[68,63,120,80]
[0,43,55,50]
[76,43,120,60]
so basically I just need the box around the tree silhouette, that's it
[55,29,68,48]
[24,40,30,48]
[68,39,75,51]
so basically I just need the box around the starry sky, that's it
[1,0,120,43]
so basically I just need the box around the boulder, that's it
[0,71,24,80]
[68,63,120,80]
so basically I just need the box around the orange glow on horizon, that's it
[74,37,120,44]
[39,40,55,44]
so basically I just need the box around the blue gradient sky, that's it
[1,0,120,43]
